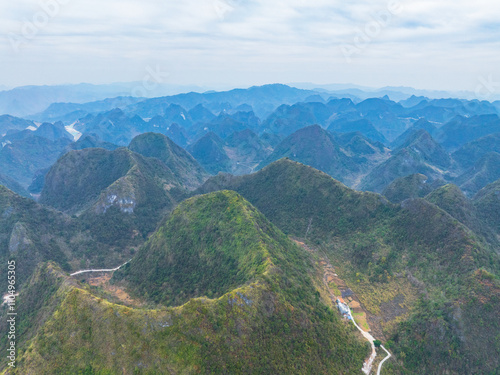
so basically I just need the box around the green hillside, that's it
[0,135,72,188]
[360,129,453,193]
[455,152,500,196]
[0,115,35,134]
[473,178,500,235]
[39,146,191,246]
[199,159,394,239]
[382,173,437,203]
[187,132,232,175]
[40,148,136,214]
[328,119,387,144]
[0,174,29,197]
[3,191,369,374]
[128,132,209,190]
[0,183,150,291]
[117,191,275,306]
[198,159,500,374]
[0,263,71,366]
[258,125,364,185]
[0,186,72,289]
[425,184,479,231]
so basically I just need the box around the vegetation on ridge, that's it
[4,191,369,374]
[198,158,500,374]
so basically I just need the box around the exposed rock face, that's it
[101,194,136,214]
[94,177,137,214]
[9,222,32,253]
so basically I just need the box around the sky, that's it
[1,0,500,94]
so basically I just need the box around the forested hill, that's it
[197,158,500,374]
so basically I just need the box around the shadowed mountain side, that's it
[473,178,500,237]
[0,115,35,134]
[383,174,445,203]
[187,132,232,174]
[390,119,437,150]
[0,135,72,188]
[0,174,29,198]
[328,119,387,144]
[38,147,191,251]
[452,133,500,170]
[258,125,388,186]
[360,130,453,193]
[128,132,209,191]
[455,152,500,196]
[436,114,500,150]
[425,184,494,243]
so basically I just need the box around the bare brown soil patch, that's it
[86,273,142,307]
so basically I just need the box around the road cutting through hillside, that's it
[293,239,392,374]
[377,345,392,375]
[347,308,377,374]
[70,259,131,276]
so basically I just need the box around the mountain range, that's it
[0,83,499,374]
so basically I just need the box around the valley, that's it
[295,239,393,375]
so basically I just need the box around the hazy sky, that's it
[2,0,500,92]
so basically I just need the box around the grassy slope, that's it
[4,191,368,374]
[197,158,500,374]
[78,149,185,245]
[0,263,71,363]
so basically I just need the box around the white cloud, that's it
[0,0,499,91]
